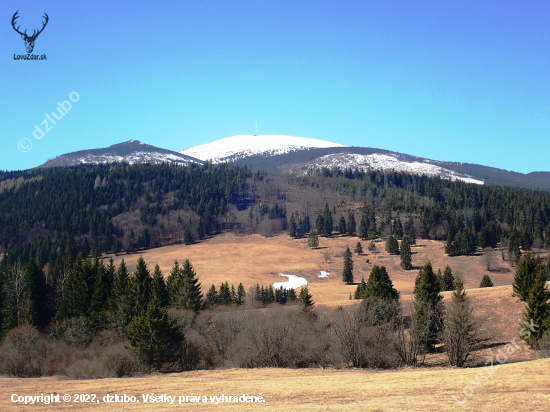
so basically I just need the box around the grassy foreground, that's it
[2,358,549,411]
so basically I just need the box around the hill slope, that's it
[40,140,202,167]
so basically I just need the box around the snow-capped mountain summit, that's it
[180,135,346,163]
[40,140,201,168]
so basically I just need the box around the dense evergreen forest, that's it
[1,162,550,377]
[1,162,550,268]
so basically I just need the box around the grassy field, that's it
[2,359,549,411]
[1,233,547,410]
[108,233,520,305]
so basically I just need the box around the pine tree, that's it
[479,275,494,288]
[413,261,444,352]
[354,241,363,254]
[441,265,455,291]
[342,246,354,284]
[339,216,347,235]
[287,213,298,238]
[364,265,399,300]
[367,240,376,252]
[109,259,130,332]
[346,212,356,236]
[183,228,193,245]
[237,283,246,305]
[205,284,218,307]
[521,272,550,345]
[287,288,297,302]
[57,254,88,320]
[89,256,110,330]
[170,259,203,312]
[393,214,404,239]
[400,235,412,270]
[230,285,237,303]
[129,256,152,319]
[358,212,369,240]
[298,286,315,313]
[385,235,399,255]
[354,277,367,299]
[513,252,544,301]
[406,216,416,245]
[24,258,51,328]
[151,264,168,307]
[197,219,206,239]
[452,277,466,302]
[126,298,184,370]
[307,230,319,249]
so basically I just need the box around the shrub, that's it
[0,325,46,377]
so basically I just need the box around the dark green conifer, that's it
[342,246,354,284]
[364,265,399,300]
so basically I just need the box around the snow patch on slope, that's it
[273,274,308,290]
[181,135,346,163]
[55,152,196,166]
[285,153,484,185]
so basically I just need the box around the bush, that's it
[0,325,46,377]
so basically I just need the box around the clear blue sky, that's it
[1,1,549,173]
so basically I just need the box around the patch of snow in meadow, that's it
[273,274,307,290]
[319,271,330,278]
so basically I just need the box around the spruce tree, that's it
[452,277,466,302]
[129,256,152,319]
[89,257,110,330]
[354,277,367,299]
[393,215,404,239]
[342,246,354,284]
[237,283,246,305]
[126,298,184,370]
[479,275,494,288]
[287,288,297,302]
[406,216,416,245]
[24,258,51,328]
[109,259,130,332]
[400,235,412,270]
[307,230,319,249]
[339,216,347,235]
[441,265,455,291]
[513,252,544,302]
[354,241,363,254]
[521,272,550,345]
[385,235,399,255]
[57,254,88,320]
[151,264,168,307]
[183,228,193,245]
[358,212,369,240]
[346,212,356,236]
[413,261,444,352]
[170,259,203,312]
[298,285,315,313]
[287,213,298,238]
[363,265,399,300]
[205,284,218,307]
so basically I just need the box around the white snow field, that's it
[273,274,308,290]
[319,271,330,278]
[284,153,484,185]
[181,135,346,163]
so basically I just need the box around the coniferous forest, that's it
[1,162,550,377]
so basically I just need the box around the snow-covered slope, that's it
[282,152,484,185]
[41,140,201,168]
[180,135,346,163]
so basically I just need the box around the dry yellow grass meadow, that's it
[2,233,546,411]
[108,232,519,305]
[2,359,549,411]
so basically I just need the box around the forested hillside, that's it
[1,163,550,268]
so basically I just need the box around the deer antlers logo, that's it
[11,11,49,53]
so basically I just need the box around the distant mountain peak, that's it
[181,134,346,163]
[40,141,202,168]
